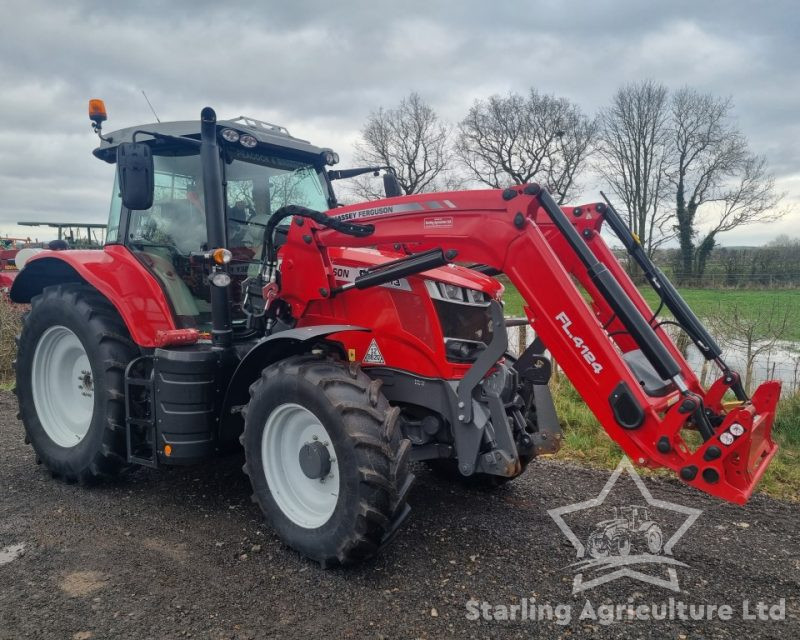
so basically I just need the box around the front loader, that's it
[8,102,781,566]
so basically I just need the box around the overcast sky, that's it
[0,0,797,245]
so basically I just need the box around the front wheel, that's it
[241,355,413,566]
[611,533,631,556]
[588,531,610,559]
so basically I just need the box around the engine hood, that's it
[326,247,504,300]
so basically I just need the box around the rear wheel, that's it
[241,355,413,566]
[15,285,138,482]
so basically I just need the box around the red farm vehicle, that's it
[8,100,781,566]
[1,237,31,291]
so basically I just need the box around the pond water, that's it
[506,325,800,394]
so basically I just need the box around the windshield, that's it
[225,150,330,268]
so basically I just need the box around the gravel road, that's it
[0,390,797,639]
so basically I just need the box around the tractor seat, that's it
[622,349,676,397]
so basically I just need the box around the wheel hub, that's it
[298,441,332,479]
[78,370,93,395]
[31,325,94,448]
[260,403,340,529]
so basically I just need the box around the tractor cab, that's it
[619,505,651,529]
[92,113,337,331]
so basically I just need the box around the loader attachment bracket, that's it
[512,336,562,455]
[456,300,507,424]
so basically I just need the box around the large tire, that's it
[241,355,413,566]
[14,284,138,483]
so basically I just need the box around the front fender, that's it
[9,246,177,347]
[218,325,369,439]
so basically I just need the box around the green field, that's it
[501,282,800,341]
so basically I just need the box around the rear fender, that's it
[9,246,177,347]
[218,325,369,440]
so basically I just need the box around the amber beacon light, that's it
[88,98,107,124]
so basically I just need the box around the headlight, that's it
[425,280,489,304]
[729,423,745,437]
[322,150,339,165]
[442,283,463,301]
[211,272,231,287]
[221,128,240,142]
[426,280,493,358]
[720,432,735,446]
[240,134,258,148]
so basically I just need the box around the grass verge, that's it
[0,296,23,384]
[550,376,800,502]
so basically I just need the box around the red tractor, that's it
[1,237,32,291]
[587,506,664,558]
[8,101,781,566]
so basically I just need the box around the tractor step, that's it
[125,355,158,468]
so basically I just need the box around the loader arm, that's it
[278,185,779,504]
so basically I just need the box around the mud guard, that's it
[218,325,369,440]
[9,247,177,346]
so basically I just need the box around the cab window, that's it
[126,152,210,329]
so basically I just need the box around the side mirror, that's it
[117,142,154,210]
[383,172,402,198]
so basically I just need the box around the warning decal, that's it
[362,339,385,365]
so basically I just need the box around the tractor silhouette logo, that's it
[587,505,664,558]
[548,458,702,593]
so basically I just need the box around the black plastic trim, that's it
[609,381,645,430]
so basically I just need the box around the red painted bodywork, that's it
[294,246,502,379]
[0,270,16,291]
[277,188,779,504]
[12,245,178,346]
[1,248,19,290]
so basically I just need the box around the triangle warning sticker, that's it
[363,338,385,365]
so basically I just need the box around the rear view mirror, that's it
[383,172,402,198]
[117,142,154,210]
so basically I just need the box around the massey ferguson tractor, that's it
[8,101,781,566]
[587,506,664,558]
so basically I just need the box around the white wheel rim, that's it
[31,326,94,448]
[261,403,340,529]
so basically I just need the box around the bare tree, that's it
[455,89,597,203]
[597,81,673,261]
[352,93,451,200]
[707,301,789,393]
[669,88,784,283]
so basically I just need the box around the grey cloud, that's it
[0,0,798,238]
